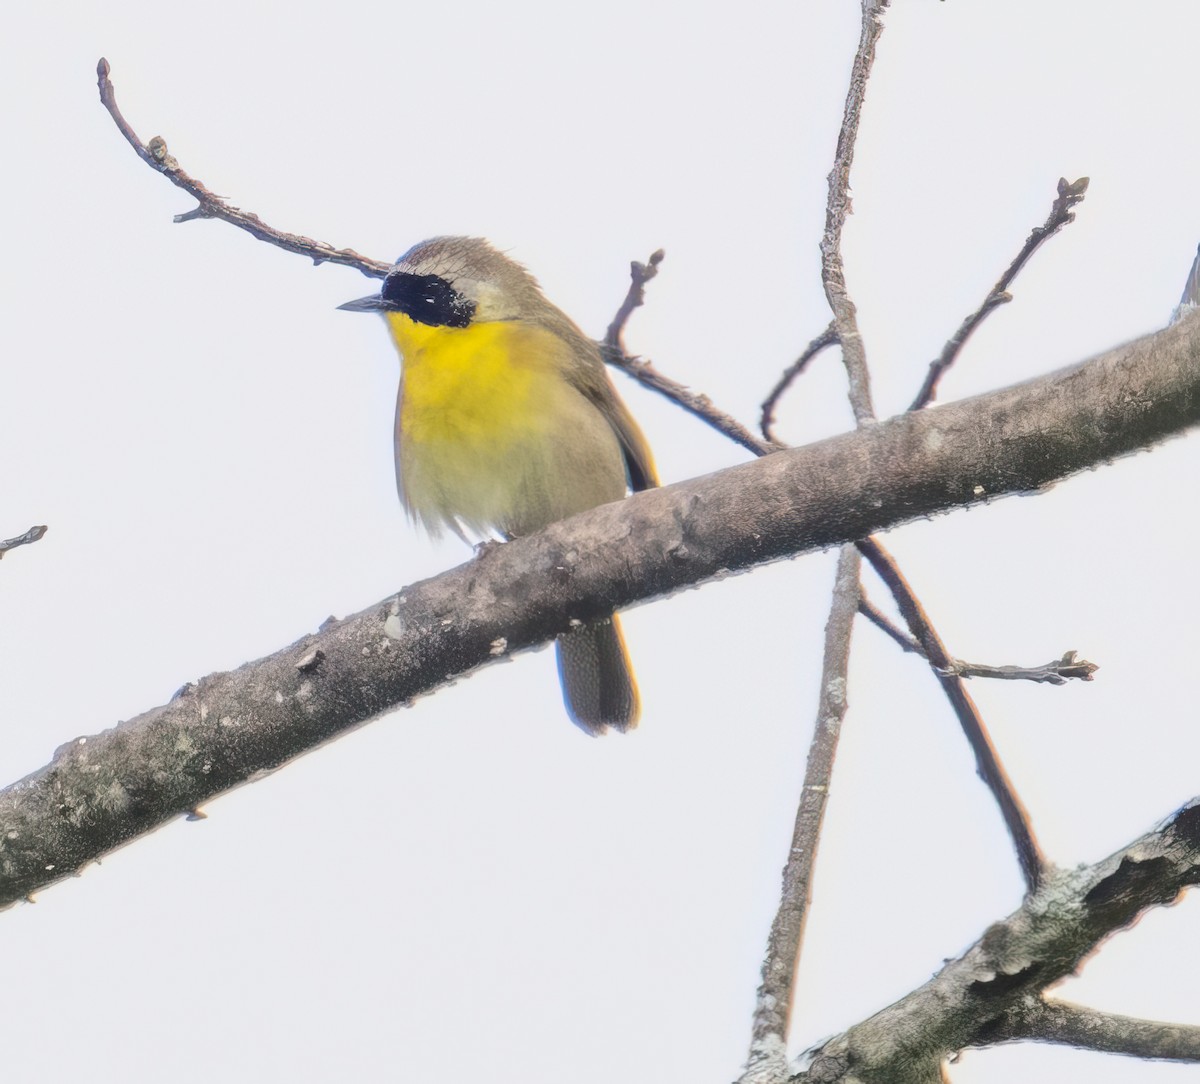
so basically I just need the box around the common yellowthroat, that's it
[339,237,657,734]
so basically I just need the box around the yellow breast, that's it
[387,312,547,447]
[385,311,626,537]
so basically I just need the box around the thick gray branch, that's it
[984,998,1200,1062]
[797,800,1200,1082]
[2,313,1200,907]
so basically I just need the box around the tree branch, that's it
[742,547,861,1082]
[0,525,47,559]
[857,537,1047,891]
[796,799,1200,1082]
[84,63,1200,1073]
[744,7,889,1068]
[760,323,840,444]
[604,249,664,352]
[910,177,1090,411]
[857,594,922,652]
[99,58,773,460]
[947,651,1097,685]
[96,59,389,278]
[2,230,1196,908]
[983,998,1200,1063]
[601,335,775,459]
[819,0,890,425]
[859,599,1096,684]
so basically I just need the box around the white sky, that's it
[2,2,1199,1082]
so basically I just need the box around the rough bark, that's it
[797,800,1200,1082]
[1,311,1199,908]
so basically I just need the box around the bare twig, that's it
[984,999,1200,1062]
[818,0,890,425]
[604,249,664,352]
[599,251,776,457]
[858,178,1092,897]
[856,537,1047,891]
[0,525,47,559]
[948,651,1097,685]
[910,176,1090,411]
[742,547,860,1082]
[743,10,889,1078]
[96,59,389,278]
[604,347,776,457]
[759,322,840,443]
[857,594,922,653]
[98,54,773,462]
[601,333,776,462]
[860,600,1097,684]
[100,56,772,461]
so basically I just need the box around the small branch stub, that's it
[0,525,48,559]
[604,249,664,352]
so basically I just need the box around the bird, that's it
[339,236,657,734]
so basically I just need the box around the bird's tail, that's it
[556,615,639,735]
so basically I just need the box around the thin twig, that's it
[0,525,48,559]
[743,10,888,1076]
[759,322,839,443]
[818,0,890,425]
[741,548,860,1082]
[910,176,1090,410]
[603,348,776,457]
[100,57,770,461]
[857,595,922,654]
[95,59,389,278]
[856,537,1047,891]
[600,251,772,456]
[860,599,1097,684]
[948,652,1097,685]
[101,55,771,460]
[984,999,1200,1063]
[601,288,776,458]
[604,250,664,352]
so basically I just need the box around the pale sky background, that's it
[2,2,1199,1082]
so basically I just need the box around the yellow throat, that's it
[385,310,541,450]
[383,309,629,540]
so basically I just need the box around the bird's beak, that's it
[337,295,388,313]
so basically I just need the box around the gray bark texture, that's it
[2,311,1199,910]
[797,799,1200,1082]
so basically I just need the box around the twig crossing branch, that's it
[857,537,1047,889]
